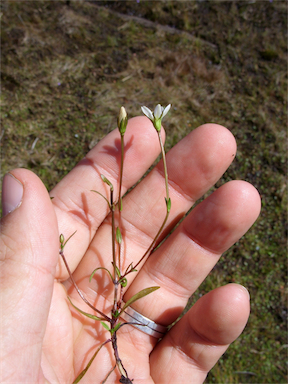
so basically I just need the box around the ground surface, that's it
[1,1,287,383]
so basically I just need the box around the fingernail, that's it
[1,173,24,217]
[241,285,250,300]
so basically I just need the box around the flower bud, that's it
[117,106,128,136]
[59,234,65,244]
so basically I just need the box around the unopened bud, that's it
[117,106,128,136]
[59,234,65,244]
[165,197,171,212]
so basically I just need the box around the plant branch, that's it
[60,250,111,322]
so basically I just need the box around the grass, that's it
[1,1,287,383]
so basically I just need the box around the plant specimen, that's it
[59,104,171,384]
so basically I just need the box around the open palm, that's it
[1,117,260,384]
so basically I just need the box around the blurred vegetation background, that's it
[1,1,287,383]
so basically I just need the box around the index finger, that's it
[51,116,164,277]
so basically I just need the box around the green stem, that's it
[123,130,170,276]
[117,134,124,274]
[110,189,119,313]
[126,210,169,274]
[111,193,116,276]
[118,135,124,210]
[158,131,169,202]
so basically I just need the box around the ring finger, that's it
[123,179,260,330]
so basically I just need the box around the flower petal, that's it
[162,104,171,118]
[154,104,163,119]
[141,106,154,121]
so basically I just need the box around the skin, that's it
[0,117,261,384]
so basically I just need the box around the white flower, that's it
[141,104,171,132]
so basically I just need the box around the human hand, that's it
[0,117,261,383]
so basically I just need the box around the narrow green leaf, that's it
[116,226,122,244]
[63,230,77,248]
[73,341,109,383]
[91,190,111,208]
[89,267,113,283]
[112,263,121,278]
[125,262,136,274]
[101,174,114,191]
[111,322,122,335]
[120,286,160,315]
[91,189,111,209]
[67,297,106,322]
[112,310,119,318]
[101,321,110,332]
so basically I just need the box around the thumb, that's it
[0,169,59,381]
